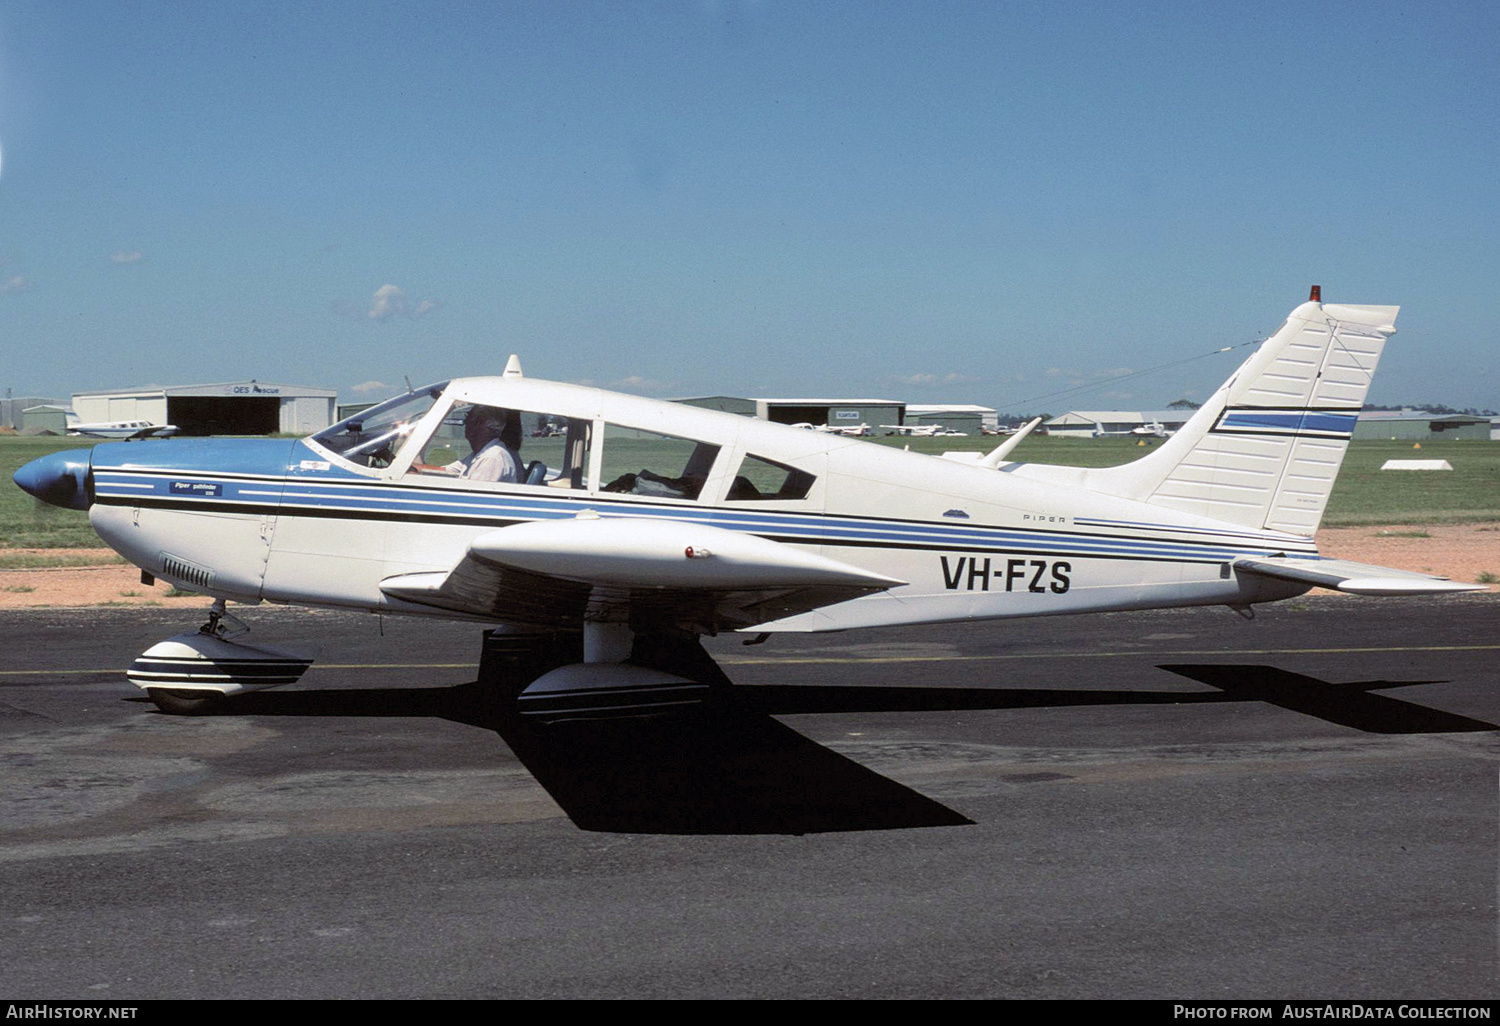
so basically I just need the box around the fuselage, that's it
[77,374,1312,632]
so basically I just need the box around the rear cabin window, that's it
[598,425,719,501]
[727,454,815,501]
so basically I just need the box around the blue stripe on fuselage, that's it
[92,460,1316,565]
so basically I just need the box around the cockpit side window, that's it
[312,384,448,469]
[597,424,719,501]
[727,454,816,501]
[407,404,591,489]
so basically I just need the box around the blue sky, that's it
[2,1,1497,412]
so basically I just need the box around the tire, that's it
[146,688,227,716]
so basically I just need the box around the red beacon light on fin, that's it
[1309,285,1321,302]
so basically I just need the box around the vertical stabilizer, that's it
[1085,298,1397,535]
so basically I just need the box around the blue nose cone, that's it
[13,448,94,510]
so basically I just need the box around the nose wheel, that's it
[144,602,240,714]
[132,600,315,715]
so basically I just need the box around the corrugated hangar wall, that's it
[280,396,336,435]
[71,394,168,424]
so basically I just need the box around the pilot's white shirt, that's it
[457,440,519,483]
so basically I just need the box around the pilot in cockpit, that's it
[437,405,521,482]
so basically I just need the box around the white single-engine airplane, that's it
[67,419,180,440]
[13,290,1483,717]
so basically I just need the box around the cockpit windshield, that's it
[312,382,449,468]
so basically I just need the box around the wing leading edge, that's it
[379,513,905,632]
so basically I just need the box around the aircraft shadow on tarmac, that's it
[130,663,1497,835]
[1155,664,1499,735]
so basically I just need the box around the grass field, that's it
[1,437,111,548]
[2,431,1495,551]
[871,434,1499,526]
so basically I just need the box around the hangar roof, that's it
[905,403,997,415]
[73,381,336,399]
[753,397,904,406]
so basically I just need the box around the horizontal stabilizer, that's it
[1233,556,1486,596]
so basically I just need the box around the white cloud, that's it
[109,251,144,265]
[350,380,390,395]
[0,276,30,294]
[368,283,440,321]
[892,371,979,387]
[610,374,673,394]
[368,284,404,320]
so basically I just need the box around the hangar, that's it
[1353,410,1492,442]
[904,404,997,435]
[673,396,907,431]
[1044,410,1194,438]
[1,395,65,431]
[72,381,337,437]
[21,404,72,434]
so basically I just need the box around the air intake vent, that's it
[160,553,215,592]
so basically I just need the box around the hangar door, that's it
[766,405,831,427]
[168,397,280,436]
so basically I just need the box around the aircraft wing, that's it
[1233,555,1486,596]
[379,514,905,632]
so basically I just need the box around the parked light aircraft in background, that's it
[888,424,967,438]
[67,420,180,440]
[815,422,872,437]
[1129,421,1174,438]
[13,291,1483,717]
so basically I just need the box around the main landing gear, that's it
[482,622,734,724]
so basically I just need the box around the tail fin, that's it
[1086,297,1397,535]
